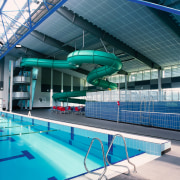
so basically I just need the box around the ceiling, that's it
[5,0,180,76]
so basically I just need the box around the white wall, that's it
[0,55,16,110]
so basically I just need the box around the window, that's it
[143,70,150,80]
[172,65,180,77]
[41,68,51,92]
[151,69,158,79]
[73,76,80,91]
[162,67,171,78]
[120,75,125,83]
[129,73,136,82]
[136,71,142,81]
[63,73,71,92]
[53,70,61,92]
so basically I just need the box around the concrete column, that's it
[25,100,28,110]
[125,74,128,101]
[71,75,73,92]
[50,68,53,107]
[158,69,162,101]
[9,61,14,112]
[80,79,84,91]
[3,59,10,110]
[61,72,63,93]
[61,72,63,106]
[29,69,33,110]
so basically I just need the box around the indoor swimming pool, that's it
[0,112,144,180]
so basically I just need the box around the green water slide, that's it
[21,50,122,103]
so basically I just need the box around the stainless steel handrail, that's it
[84,137,107,180]
[106,134,137,174]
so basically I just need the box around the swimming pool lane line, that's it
[0,120,23,124]
[0,124,41,129]
[0,150,35,162]
[0,137,15,142]
[0,129,59,138]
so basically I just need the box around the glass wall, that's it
[172,65,180,77]
[151,69,158,79]
[108,64,180,84]
[53,70,61,92]
[41,68,51,92]
[63,73,71,92]
[41,68,83,93]
[162,67,171,78]
[108,74,125,83]
[73,76,80,91]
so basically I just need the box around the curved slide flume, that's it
[21,50,122,103]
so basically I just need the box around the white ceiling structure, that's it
[1,0,180,77]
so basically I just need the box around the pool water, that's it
[0,116,144,180]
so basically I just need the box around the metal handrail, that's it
[106,134,137,174]
[84,138,107,180]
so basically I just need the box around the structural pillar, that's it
[29,69,33,110]
[61,72,63,106]
[9,61,14,112]
[158,69,162,101]
[61,72,63,93]
[71,75,73,92]
[125,74,128,102]
[25,100,28,110]
[50,68,53,107]
[80,79,84,91]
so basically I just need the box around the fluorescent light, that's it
[16,44,22,48]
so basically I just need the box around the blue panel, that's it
[48,177,58,180]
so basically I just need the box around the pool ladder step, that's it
[84,134,137,180]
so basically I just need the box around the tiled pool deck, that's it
[11,109,180,180]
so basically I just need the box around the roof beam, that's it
[31,30,75,52]
[167,1,180,7]
[31,30,127,75]
[117,69,128,75]
[56,6,161,69]
[17,45,46,58]
[148,0,180,38]
[128,0,180,15]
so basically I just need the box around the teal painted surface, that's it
[21,50,122,101]
[32,68,39,106]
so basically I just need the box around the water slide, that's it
[21,50,122,103]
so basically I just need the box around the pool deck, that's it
[13,109,180,180]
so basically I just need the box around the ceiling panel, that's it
[64,0,180,68]
[35,12,83,44]
[122,59,150,72]
[20,35,59,55]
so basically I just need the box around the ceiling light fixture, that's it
[16,44,22,48]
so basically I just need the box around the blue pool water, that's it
[0,114,144,180]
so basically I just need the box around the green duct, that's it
[21,50,122,101]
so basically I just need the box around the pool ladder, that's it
[84,134,137,180]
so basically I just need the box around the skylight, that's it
[0,0,40,44]
[0,0,68,59]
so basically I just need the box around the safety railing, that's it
[106,134,137,174]
[84,137,107,180]
[84,134,137,179]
